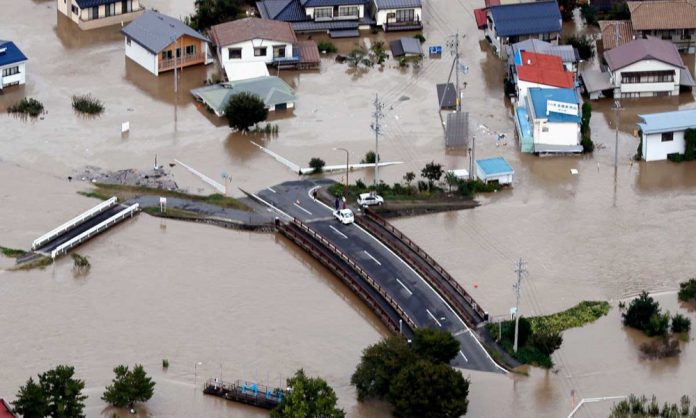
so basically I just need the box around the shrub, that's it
[413,33,426,44]
[635,135,643,161]
[678,278,696,302]
[529,329,563,356]
[360,151,377,164]
[346,47,367,67]
[369,41,388,65]
[224,92,268,131]
[646,312,670,337]
[417,180,429,192]
[623,291,661,333]
[71,253,90,273]
[685,128,696,161]
[72,94,104,115]
[671,314,691,333]
[580,3,598,25]
[667,152,684,162]
[308,157,325,174]
[317,41,337,53]
[564,35,594,60]
[162,359,169,368]
[581,135,595,153]
[639,337,681,359]
[8,97,44,117]
[355,178,367,189]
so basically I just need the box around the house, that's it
[628,0,696,53]
[57,0,144,30]
[0,40,28,90]
[483,0,562,59]
[256,0,375,37]
[598,20,635,50]
[604,37,695,98]
[1,399,17,418]
[636,109,696,161]
[515,87,583,154]
[389,37,422,57]
[513,51,575,102]
[475,157,514,185]
[509,39,579,74]
[579,68,613,99]
[191,76,297,117]
[121,10,212,76]
[372,0,422,31]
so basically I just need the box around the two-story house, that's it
[372,0,422,31]
[0,40,28,90]
[57,0,144,30]
[513,51,575,102]
[628,0,696,53]
[257,0,375,36]
[605,37,695,98]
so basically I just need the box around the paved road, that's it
[256,180,503,373]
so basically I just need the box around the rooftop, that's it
[476,157,514,176]
[515,51,575,88]
[0,40,28,67]
[628,0,696,30]
[0,399,16,418]
[374,0,421,8]
[511,39,578,63]
[256,0,307,21]
[191,76,296,117]
[389,37,422,57]
[488,1,562,37]
[598,20,635,50]
[301,0,367,6]
[121,10,209,54]
[209,17,296,47]
[637,109,696,134]
[604,37,685,70]
[528,87,581,124]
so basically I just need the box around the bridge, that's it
[253,180,504,373]
[21,197,139,262]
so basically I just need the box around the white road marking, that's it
[426,309,442,327]
[453,329,470,336]
[266,187,277,193]
[459,350,469,362]
[363,250,382,265]
[293,203,313,216]
[395,278,413,295]
[329,225,348,239]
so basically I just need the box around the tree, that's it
[444,171,459,193]
[403,171,416,188]
[14,365,87,418]
[530,329,563,356]
[271,370,344,418]
[684,128,696,161]
[360,151,378,164]
[388,360,469,418]
[412,328,459,364]
[224,92,268,131]
[564,35,594,60]
[102,364,155,410]
[623,291,662,334]
[308,158,326,174]
[187,0,242,31]
[678,278,696,302]
[671,314,691,334]
[351,336,414,401]
[557,0,578,21]
[421,161,443,190]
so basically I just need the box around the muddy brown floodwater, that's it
[2,0,696,417]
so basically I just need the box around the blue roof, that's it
[0,40,28,67]
[528,87,580,124]
[256,0,307,21]
[637,109,696,134]
[476,157,514,176]
[489,1,561,37]
[75,0,115,7]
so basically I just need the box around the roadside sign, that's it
[429,45,442,58]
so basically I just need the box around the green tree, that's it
[530,329,563,356]
[403,171,416,189]
[271,370,344,418]
[14,365,87,418]
[564,35,594,60]
[388,360,469,418]
[622,291,662,334]
[444,171,459,193]
[684,128,696,161]
[671,314,691,334]
[558,0,578,21]
[224,92,268,131]
[421,161,444,190]
[101,364,155,410]
[361,151,377,164]
[678,278,696,302]
[308,157,326,174]
[351,336,414,401]
[187,0,241,31]
[412,328,459,364]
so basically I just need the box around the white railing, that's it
[50,203,139,259]
[32,197,118,250]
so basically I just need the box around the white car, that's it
[357,193,384,207]
[333,208,354,225]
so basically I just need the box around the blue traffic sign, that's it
[429,45,443,55]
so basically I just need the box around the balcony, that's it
[159,53,205,72]
[385,17,422,32]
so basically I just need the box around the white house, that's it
[256,0,374,36]
[121,10,212,77]
[605,37,695,98]
[57,0,144,30]
[475,157,514,185]
[373,0,422,31]
[637,109,696,161]
[0,40,27,89]
[517,87,583,154]
[513,50,575,103]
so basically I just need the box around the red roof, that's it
[474,8,488,28]
[516,51,574,88]
[0,399,16,418]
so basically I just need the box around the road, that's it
[256,180,504,373]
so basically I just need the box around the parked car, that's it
[333,208,354,225]
[357,193,384,207]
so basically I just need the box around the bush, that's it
[72,94,104,115]
[581,135,595,153]
[413,33,426,44]
[8,97,44,117]
[635,135,643,161]
[639,337,681,359]
[369,41,388,65]
[678,278,696,302]
[317,41,337,53]
[529,301,610,334]
[564,35,594,60]
[529,329,563,356]
[667,152,684,162]
[224,92,268,131]
[360,151,377,164]
[623,292,662,334]
[671,314,691,333]
[162,359,169,368]
[646,312,670,337]
[308,157,325,174]
[685,128,696,161]
[71,253,90,274]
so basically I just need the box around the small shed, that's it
[390,37,423,58]
[475,157,514,185]
[580,69,613,100]
[445,112,469,148]
[436,83,457,109]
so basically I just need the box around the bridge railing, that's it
[278,222,410,335]
[362,208,488,323]
[32,197,118,250]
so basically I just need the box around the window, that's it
[2,66,20,77]
[90,6,99,19]
[314,7,333,19]
[228,48,242,59]
[105,2,115,17]
[254,47,267,57]
[161,50,172,60]
[71,5,78,14]
[621,70,674,84]
[661,132,674,142]
[126,37,131,46]
[185,45,196,56]
[395,9,414,22]
[175,48,181,58]
[273,45,286,58]
[338,6,359,17]
[121,0,132,13]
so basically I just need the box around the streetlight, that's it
[333,147,349,196]
[194,361,203,387]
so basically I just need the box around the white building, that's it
[372,0,422,31]
[517,87,583,154]
[637,109,696,161]
[0,40,28,89]
[605,37,695,98]
[513,50,575,103]
[57,0,143,30]
[475,157,514,185]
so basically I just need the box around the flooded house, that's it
[511,50,575,103]
[475,157,514,185]
[57,0,144,30]
[628,0,696,53]
[256,0,375,37]
[372,0,423,31]
[637,109,696,161]
[121,10,213,77]
[0,40,27,89]
[508,39,579,74]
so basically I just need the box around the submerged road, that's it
[257,180,504,373]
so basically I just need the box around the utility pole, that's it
[445,31,461,111]
[513,258,527,353]
[612,100,622,170]
[371,94,384,189]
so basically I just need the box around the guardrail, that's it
[32,197,118,250]
[49,203,139,259]
[362,208,488,323]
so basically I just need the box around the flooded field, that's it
[2,0,696,417]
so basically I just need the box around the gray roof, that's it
[191,76,296,117]
[605,37,685,71]
[637,109,696,134]
[390,37,422,57]
[436,83,456,109]
[445,112,469,148]
[121,10,209,54]
[511,39,578,64]
[580,69,612,93]
[375,0,421,9]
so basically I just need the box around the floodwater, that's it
[2,0,696,417]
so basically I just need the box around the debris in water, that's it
[570,169,579,175]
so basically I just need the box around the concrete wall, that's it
[611,59,681,98]
[0,62,27,87]
[642,130,687,161]
[125,37,157,75]
[219,39,293,67]
[533,119,580,146]
[374,6,422,26]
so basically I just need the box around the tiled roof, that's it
[604,37,685,70]
[121,10,208,54]
[528,87,581,123]
[0,40,28,67]
[516,51,575,88]
[256,0,307,21]
[375,0,421,8]
[489,0,562,37]
[598,20,635,49]
[628,0,696,30]
[637,109,696,133]
[302,0,367,6]
[209,17,296,47]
